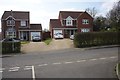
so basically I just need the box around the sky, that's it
[0,0,118,31]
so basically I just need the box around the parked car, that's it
[32,36,41,42]
[1,38,20,42]
[54,33,63,39]
[70,35,74,40]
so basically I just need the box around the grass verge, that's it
[44,38,52,45]
[21,41,30,44]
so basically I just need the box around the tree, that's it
[106,1,120,31]
[85,7,97,18]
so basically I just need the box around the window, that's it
[66,20,72,26]
[66,16,73,26]
[82,19,89,24]
[81,28,90,32]
[21,20,26,26]
[6,31,16,38]
[7,20,15,26]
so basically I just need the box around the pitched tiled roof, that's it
[59,11,84,19]
[50,19,63,28]
[19,24,42,31]
[30,24,42,30]
[1,11,29,20]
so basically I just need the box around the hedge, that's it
[74,32,119,48]
[2,42,21,54]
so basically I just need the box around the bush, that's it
[74,32,118,48]
[2,42,21,54]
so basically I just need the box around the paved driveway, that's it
[21,39,74,53]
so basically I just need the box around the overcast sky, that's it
[0,0,118,31]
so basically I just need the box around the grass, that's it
[44,38,52,45]
[21,41,30,44]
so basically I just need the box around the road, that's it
[1,47,118,79]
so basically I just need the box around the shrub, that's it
[2,42,21,54]
[74,32,118,48]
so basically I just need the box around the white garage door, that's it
[53,30,62,35]
[53,30,62,37]
[31,32,41,40]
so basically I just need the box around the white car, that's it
[32,36,41,42]
[70,35,74,40]
[54,33,63,39]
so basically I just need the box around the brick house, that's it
[50,11,93,38]
[1,10,42,41]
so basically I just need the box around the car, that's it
[32,36,41,42]
[54,33,63,39]
[1,38,20,42]
[70,35,74,40]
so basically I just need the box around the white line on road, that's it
[9,69,19,72]
[38,64,48,67]
[52,62,61,65]
[64,61,73,64]
[76,60,87,63]
[110,56,117,59]
[9,67,20,72]
[24,66,32,70]
[99,57,107,60]
[0,71,3,73]
[89,59,97,61]
[32,66,36,80]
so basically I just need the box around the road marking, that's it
[110,56,117,59]
[76,60,86,63]
[64,61,73,64]
[0,71,3,73]
[9,67,20,72]
[52,62,61,65]
[38,64,48,67]
[24,66,32,70]
[32,66,36,80]
[0,68,5,71]
[90,59,97,61]
[99,57,107,60]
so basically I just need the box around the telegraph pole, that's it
[11,10,14,51]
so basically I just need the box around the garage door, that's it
[31,32,41,40]
[53,30,63,37]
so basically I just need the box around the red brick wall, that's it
[77,12,93,32]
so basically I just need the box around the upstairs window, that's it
[66,20,72,26]
[66,16,73,26]
[21,20,26,26]
[82,19,89,24]
[7,20,15,26]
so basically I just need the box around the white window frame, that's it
[81,28,90,32]
[66,16,73,26]
[7,20,15,26]
[82,19,89,24]
[21,20,26,26]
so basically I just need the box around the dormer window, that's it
[66,16,73,26]
[21,20,26,26]
[7,20,15,26]
[82,19,89,24]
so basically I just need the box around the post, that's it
[11,10,14,51]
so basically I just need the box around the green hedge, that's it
[74,32,119,48]
[2,42,21,54]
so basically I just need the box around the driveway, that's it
[21,39,74,53]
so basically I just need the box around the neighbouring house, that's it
[1,10,42,41]
[50,11,93,38]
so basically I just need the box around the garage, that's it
[53,29,63,38]
[31,32,41,40]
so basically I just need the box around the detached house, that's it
[1,10,42,41]
[50,11,93,38]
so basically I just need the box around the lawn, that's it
[21,41,30,44]
[44,38,52,45]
